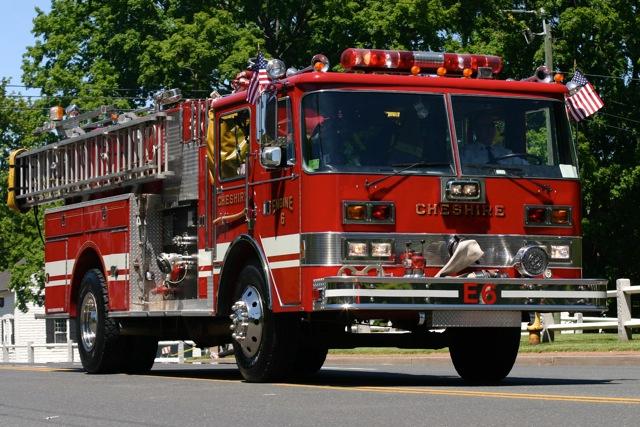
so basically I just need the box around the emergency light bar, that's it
[340,48,503,75]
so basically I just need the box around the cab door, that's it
[252,96,302,307]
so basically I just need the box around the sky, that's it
[1,1,51,93]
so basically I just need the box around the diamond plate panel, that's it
[164,110,199,204]
[129,194,165,310]
[431,310,521,327]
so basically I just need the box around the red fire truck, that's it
[8,48,607,383]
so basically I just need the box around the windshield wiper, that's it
[365,161,452,189]
[464,164,553,193]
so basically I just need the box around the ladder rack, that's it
[14,112,173,208]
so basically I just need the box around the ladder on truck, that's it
[13,108,174,209]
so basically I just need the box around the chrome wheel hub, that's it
[230,285,263,357]
[80,292,98,351]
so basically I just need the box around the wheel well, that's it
[217,240,262,315]
[70,248,104,317]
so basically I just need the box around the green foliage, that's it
[0,81,46,311]
[2,0,640,307]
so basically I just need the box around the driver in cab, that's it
[460,113,527,165]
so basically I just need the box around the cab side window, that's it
[219,109,250,180]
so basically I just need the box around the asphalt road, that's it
[1,357,639,426]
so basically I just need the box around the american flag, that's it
[246,52,269,104]
[566,70,604,122]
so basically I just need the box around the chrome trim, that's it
[45,192,132,214]
[109,310,215,317]
[313,276,607,312]
[35,313,71,320]
[301,232,582,268]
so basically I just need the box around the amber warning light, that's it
[340,48,503,75]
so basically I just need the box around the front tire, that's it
[230,264,298,382]
[292,344,328,378]
[76,269,125,373]
[448,327,520,384]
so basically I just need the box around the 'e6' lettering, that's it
[463,283,497,305]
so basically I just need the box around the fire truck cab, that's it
[7,48,607,384]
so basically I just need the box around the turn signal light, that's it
[371,204,391,220]
[527,207,547,224]
[343,201,395,224]
[525,206,572,227]
[550,208,570,225]
[346,204,366,221]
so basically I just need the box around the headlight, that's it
[443,179,482,201]
[550,244,570,260]
[344,240,395,261]
[347,242,368,257]
[371,242,392,257]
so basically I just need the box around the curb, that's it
[325,352,640,366]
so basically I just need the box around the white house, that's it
[0,271,78,363]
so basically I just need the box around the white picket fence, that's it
[1,341,78,364]
[525,278,640,341]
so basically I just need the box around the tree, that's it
[8,0,640,309]
[0,80,47,311]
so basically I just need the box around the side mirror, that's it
[261,146,286,168]
[257,90,276,144]
[258,90,288,169]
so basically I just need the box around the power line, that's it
[599,112,640,125]
[3,83,213,93]
[582,72,640,83]
[596,122,637,134]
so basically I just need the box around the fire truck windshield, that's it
[453,95,577,178]
[302,91,455,174]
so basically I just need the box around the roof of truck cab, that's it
[281,71,569,98]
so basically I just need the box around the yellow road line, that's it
[149,373,640,405]
[0,365,73,373]
[3,365,639,405]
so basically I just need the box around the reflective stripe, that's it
[45,260,73,277]
[103,253,128,267]
[214,242,231,263]
[198,249,212,266]
[325,289,459,298]
[269,259,300,269]
[261,234,300,257]
[107,274,129,282]
[45,279,69,288]
[501,290,604,299]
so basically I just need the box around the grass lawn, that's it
[329,332,640,355]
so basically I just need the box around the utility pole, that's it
[504,8,553,71]
[541,9,553,72]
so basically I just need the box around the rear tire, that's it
[230,264,298,382]
[448,327,520,384]
[123,336,158,374]
[76,269,125,373]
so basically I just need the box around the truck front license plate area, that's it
[313,276,607,312]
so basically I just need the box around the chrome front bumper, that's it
[313,276,607,312]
